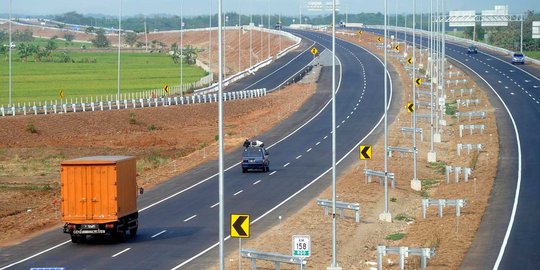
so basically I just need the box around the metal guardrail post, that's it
[377,245,385,270]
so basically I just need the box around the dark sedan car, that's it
[467,44,477,54]
[241,146,270,173]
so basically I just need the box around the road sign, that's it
[360,145,372,160]
[292,235,311,257]
[407,103,414,113]
[59,89,64,99]
[394,44,400,51]
[230,214,250,238]
[163,84,170,94]
[357,30,363,35]
[407,58,413,65]
[377,36,382,42]
[310,47,318,55]
[415,78,422,86]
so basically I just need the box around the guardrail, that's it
[422,199,467,218]
[316,199,361,223]
[363,169,396,188]
[241,249,307,270]
[376,245,436,270]
[0,88,266,117]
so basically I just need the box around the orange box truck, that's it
[61,156,142,243]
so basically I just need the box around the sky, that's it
[1,0,539,17]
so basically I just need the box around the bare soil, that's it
[0,27,499,270]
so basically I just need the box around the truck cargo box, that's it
[61,156,138,224]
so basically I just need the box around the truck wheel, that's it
[71,235,84,243]
[130,226,138,237]
[116,230,127,242]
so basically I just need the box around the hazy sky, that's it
[1,0,539,17]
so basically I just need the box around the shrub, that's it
[26,122,38,134]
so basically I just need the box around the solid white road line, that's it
[112,248,131,258]
[151,230,167,238]
[183,215,197,222]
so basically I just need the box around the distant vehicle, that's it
[274,22,282,30]
[3,42,15,48]
[339,21,346,28]
[511,52,525,64]
[467,44,477,54]
[242,145,270,173]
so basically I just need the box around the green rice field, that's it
[0,50,207,105]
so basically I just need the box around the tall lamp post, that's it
[218,0,225,269]
[117,0,122,101]
[8,0,12,107]
[180,0,184,98]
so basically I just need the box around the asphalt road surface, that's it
[0,29,396,270]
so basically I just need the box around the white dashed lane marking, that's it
[151,230,167,238]
[233,190,243,196]
[283,162,290,167]
[112,248,131,258]
[210,202,219,208]
[307,148,312,152]
[253,180,261,185]
[269,171,276,176]
[316,141,321,146]
[296,155,302,159]
[184,215,197,222]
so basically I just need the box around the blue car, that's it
[242,146,270,173]
[511,53,525,64]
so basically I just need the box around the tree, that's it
[124,32,138,47]
[85,26,95,34]
[92,29,110,48]
[63,34,75,42]
[183,45,198,65]
[17,43,32,62]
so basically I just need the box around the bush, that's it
[26,122,38,134]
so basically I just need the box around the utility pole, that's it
[411,0,421,191]
[378,0,392,224]
[8,0,12,107]
[117,0,122,101]
[180,0,184,98]
[218,0,224,269]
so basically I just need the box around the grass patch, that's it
[26,122,38,134]
[469,151,479,169]
[147,124,157,131]
[524,51,540,61]
[445,100,457,115]
[427,161,448,174]
[129,113,137,125]
[385,232,406,241]
[422,179,440,189]
[394,213,415,222]
[390,197,397,202]
[0,51,206,105]
[419,189,429,198]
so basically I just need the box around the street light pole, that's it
[217,0,224,269]
[209,0,212,81]
[378,0,392,223]
[330,0,338,268]
[8,0,12,107]
[117,0,122,101]
[180,0,184,98]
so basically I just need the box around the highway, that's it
[0,30,395,269]
[367,27,540,269]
